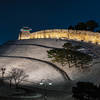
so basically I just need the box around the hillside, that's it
[0,39,100,85]
[0,39,68,87]
[0,38,100,100]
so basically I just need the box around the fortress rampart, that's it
[18,29,100,44]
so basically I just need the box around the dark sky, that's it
[0,0,100,44]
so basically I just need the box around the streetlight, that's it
[39,79,53,100]
[0,67,6,84]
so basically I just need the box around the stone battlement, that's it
[18,29,100,44]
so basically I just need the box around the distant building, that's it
[19,27,32,40]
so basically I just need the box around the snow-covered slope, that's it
[0,39,67,86]
[0,39,100,85]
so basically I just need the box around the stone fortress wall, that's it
[18,29,100,44]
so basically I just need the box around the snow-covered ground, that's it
[0,38,100,99]
[0,38,100,85]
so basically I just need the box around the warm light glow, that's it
[18,29,100,44]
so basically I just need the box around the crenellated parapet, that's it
[18,29,100,44]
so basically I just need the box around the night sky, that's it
[0,0,100,44]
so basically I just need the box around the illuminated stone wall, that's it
[18,32,31,40]
[18,29,100,44]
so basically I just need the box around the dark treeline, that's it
[72,82,100,100]
[68,20,100,32]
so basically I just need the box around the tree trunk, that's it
[9,80,12,88]
[68,61,71,68]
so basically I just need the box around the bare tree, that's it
[7,73,13,88]
[9,68,28,88]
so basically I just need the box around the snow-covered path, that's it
[0,55,70,82]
